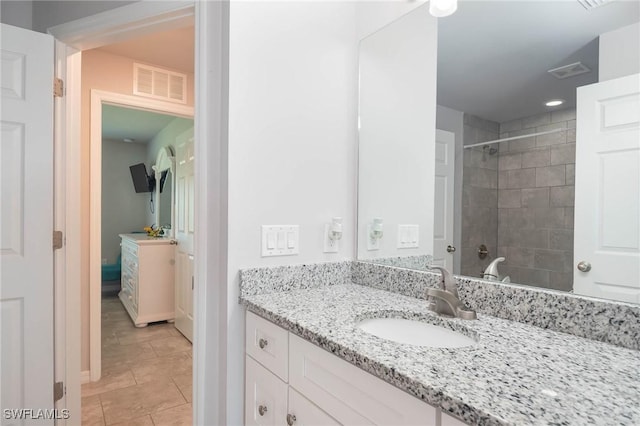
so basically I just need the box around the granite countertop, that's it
[241,283,640,426]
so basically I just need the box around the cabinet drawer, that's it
[289,334,436,426]
[246,311,289,381]
[245,356,288,426]
[288,388,340,426]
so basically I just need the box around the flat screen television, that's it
[129,163,155,193]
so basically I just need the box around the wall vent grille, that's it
[548,62,591,80]
[133,63,187,104]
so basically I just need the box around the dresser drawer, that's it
[246,311,289,381]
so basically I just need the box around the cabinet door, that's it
[288,388,341,426]
[246,356,288,426]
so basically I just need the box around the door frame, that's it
[89,90,194,382]
[48,1,229,424]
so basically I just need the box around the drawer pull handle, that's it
[258,338,268,349]
[286,413,296,425]
[258,405,268,416]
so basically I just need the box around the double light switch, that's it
[262,225,299,257]
[397,224,419,249]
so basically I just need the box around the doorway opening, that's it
[81,25,196,425]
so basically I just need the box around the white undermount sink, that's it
[357,317,477,348]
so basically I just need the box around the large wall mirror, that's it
[153,146,175,237]
[357,1,640,304]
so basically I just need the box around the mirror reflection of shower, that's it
[459,110,577,291]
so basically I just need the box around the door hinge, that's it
[53,230,64,250]
[54,78,64,98]
[53,381,64,402]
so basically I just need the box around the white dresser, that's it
[119,234,176,327]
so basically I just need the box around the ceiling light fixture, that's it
[545,99,564,107]
[429,0,458,17]
[123,138,135,143]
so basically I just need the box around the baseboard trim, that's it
[80,370,91,384]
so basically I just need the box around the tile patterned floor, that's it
[82,296,193,425]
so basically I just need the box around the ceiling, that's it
[95,25,194,73]
[102,104,177,143]
[437,0,640,123]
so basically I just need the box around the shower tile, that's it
[564,207,575,229]
[521,148,550,168]
[566,164,575,185]
[536,165,565,187]
[534,249,571,272]
[567,128,576,143]
[550,229,574,251]
[550,143,576,165]
[536,129,566,147]
[551,109,576,123]
[519,229,549,249]
[506,168,536,189]
[534,207,565,228]
[505,246,535,267]
[507,207,536,229]
[498,189,521,208]
[549,271,573,291]
[521,188,550,207]
[500,118,522,133]
[550,185,575,207]
[522,112,551,129]
[499,152,522,171]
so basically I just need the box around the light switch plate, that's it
[397,224,419,249]
[262,225,299,257]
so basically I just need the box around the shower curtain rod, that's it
[463,128,565,149]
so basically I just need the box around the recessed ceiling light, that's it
[545,100,564,107]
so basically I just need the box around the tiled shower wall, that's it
[496,109,576,290]
[460,114,500,277]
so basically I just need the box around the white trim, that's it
[80,370,91,385]
[193,2,229,424]
[54,41,82,426]
[89,90,193,382]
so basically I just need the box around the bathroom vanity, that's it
[119,233,175,327]
[240,262,640,426]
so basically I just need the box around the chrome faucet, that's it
[426,266,476,320]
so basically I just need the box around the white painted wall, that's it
[599,22,640,82]
[227,1,358,422]
[357,5,438,261]
[101,139,149,264]
[436,105,464,274]
[356,0,427,39]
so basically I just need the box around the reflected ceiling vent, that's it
[548,62,591,79]
[134,63,187,104]
[577,0,615,10]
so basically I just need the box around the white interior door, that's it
[174,128,194,342]
[574,73,640,303]
[433,129,455,269]
[1,23,55,422]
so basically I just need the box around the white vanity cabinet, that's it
[119,234,175,327]
[245,311,467,426]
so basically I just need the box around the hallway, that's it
[81,296,193,425]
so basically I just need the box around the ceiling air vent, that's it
[547,62,591,80]
[134,63,187,104]
[577,0,615,10]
